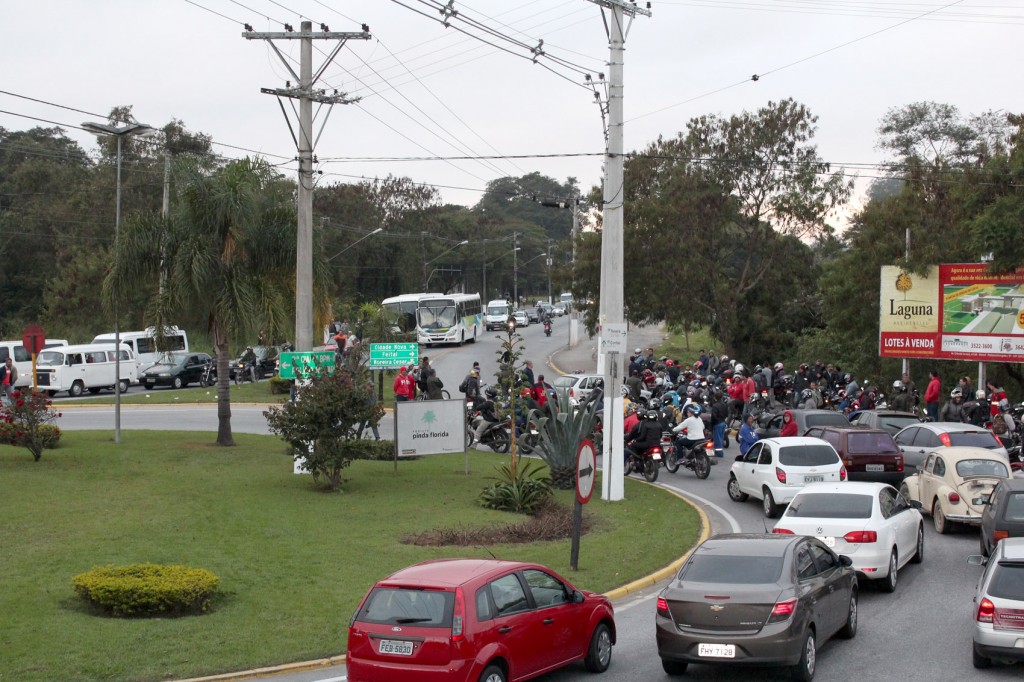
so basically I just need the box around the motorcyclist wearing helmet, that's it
[965,389,990,427]
[940,388,965,423]
[672,403,706,461]
[798,386,817,410]
[625,368,643,402]
[891,379,915,413]
[792,364,810,408]
[992,398,1014,441]
[472,386,501,442]
[709,388,729,461]
[625,409,663,464]
[623,401,641,434]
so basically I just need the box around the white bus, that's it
[416,293,484,346]
[34,343,138,397]
[484,299,511,331]
[382,293,443,334]
[92,326,189,376]
[0,339,70,388]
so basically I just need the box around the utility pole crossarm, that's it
[259,87,361,105]
[243,31,371,40]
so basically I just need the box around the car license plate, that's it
[816,536,836,547]
[866,464,885,472]
[804,475,824,483]
[698,643,735,658]
[378,639,414,656]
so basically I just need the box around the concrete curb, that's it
[174,655,347,682]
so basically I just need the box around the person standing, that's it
[0,357,17,403]
[393,366,415,402]
[709,389,728,461]
[738,413,760,456]
[521,360,535,390]
[359,380,381,440]
[924,370,941,422]
[424,368,445,400]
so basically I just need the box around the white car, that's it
[773,482,924,593]
[727,437,847,518]
[512,310,529,327]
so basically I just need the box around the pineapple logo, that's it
[895,272,912,300]
[421,410,437,425]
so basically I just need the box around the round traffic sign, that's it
[576,439,597,504]
[22,323,46,355]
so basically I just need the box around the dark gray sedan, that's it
[848,410,924,437]
[657,533,857,680]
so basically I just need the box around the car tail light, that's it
[994,530,1009,543]
[895,456,903,472]
[978,597,995,623]
[840,466,847,481]
[776,467,787,483]
[767,598,797,624]
[772,528,794,534]
[452,587,465,642]
[948,492,961,504]
[844,458,853,468]
[570,387,576,399]
[843,530,877,543]
[657,597,671,617]
[939,433,952,447]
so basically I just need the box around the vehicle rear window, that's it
[848,432,899,454]
[1005,493,1024,522]
[779,445,839,467]
[682,554,783,584]
[989,563,1024,601]
[949,432,1001,449]
[786,493,873,519]
[357,587,454,628]
[804,413,850,429]
[954,460,1009,479]
[880,416,920,431]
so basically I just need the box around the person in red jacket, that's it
[779,410,798,437]
[393,366,416,402]
[924,369,941,422]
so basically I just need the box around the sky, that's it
[2,0,1022,230]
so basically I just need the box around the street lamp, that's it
[82,120,156,445]
[326,227,382,262]
[482,247,520,302]
[422,239,468,291]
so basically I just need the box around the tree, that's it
[105,157,316,445]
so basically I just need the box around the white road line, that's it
[659,482,742,533]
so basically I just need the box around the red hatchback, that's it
[347,558,616,682]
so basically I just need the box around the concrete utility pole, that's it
[569,196,581,347]
[587,0,650,502]
[513,232,519,307]
[245,21,370,351]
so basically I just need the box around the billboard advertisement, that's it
[879,264,1024,362]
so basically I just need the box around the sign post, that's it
[22,324,46,392]
[571,439,597,570]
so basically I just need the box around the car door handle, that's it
[810,597,817,605]
[828,586,834,593]
[499,626,513,633]
[543,618,554,625]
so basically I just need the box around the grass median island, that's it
[1,431,700,682]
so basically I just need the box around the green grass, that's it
[0,431,700,682]
[658,326,723,364]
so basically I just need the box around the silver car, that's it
[553,373,603,406]
[894,422,1009,470]
[968,537,1024,668]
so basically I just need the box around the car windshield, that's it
[954,459,1008,479]
[357,587,454,627]
[682,554,783,584]
[848,432,899,454]
[779,445,839,467]
[786,493,873,519]
[949,432,1002,449]
[487,306,508,316]
[36,350,65,367]
[804,413,850,428]
[989,563,1024,601]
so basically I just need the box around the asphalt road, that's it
[56,319,1023,681]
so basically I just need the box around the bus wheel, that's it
[69,381,84,398]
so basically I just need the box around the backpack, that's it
[992,416,1008,435]
[458,377,469,394]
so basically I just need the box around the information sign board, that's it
[369,342,419,369]
[278,351,335,380]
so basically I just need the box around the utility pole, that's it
[587,0,650,502]
[245,21,370,351]
[570,196,581,347]
[160,154,170,296]
[513,232,519,307]
[546,239,553,306]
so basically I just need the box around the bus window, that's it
[68,353,84,366]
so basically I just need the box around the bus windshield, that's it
[418,301,457,329]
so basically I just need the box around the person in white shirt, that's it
[673,404,706,459]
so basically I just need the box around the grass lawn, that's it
[0,431,700,682]
[657,326,722,364]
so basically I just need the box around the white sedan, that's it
[512,310,529,327]
[773,482,924,593]
[727,436,847,518]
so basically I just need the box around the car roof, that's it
[762,436,833,447]
[703,533,800,556]
[814,425,888,434]
[873,411,919,418]
[995,537,1024,561]
[995,478,1024,492]
[796,481,890,496]
[930,446,1008,462]
[916,422,991,434]
[377,558,536,588]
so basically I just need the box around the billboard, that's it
[879,264,1024,362]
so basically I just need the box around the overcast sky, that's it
[2,0,1022,228]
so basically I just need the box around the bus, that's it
[92,326,188,376]
[35,343,138,397]
[382,293,443,334]
[416,293,484,346]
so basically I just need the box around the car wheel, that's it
[172,376,183,389]
[763,488,779,519]
[973,643,992,669]
[932,500,950,535]
[791,629,816,681]
[143,383,154,390]
[478,663,506,682]
[899,482,912,499]
[118,379,129,394]
[727,475,748,502]
[838,590,858,639]
[69,381,84,398]
[879,549,898,593]
[661,659,688,676]
[911,525,924,564]
[47,390,57,397]
[583,622,612,672]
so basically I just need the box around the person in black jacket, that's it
[710,389,729,461]
[625,410,662,465]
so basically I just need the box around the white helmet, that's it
[773,362,784,372]
[734,363,745,374]
[976,389,986,399]
[892,380,905,392]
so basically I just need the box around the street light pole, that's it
[326,227,382,262]
[82,121,155,445]
[483,247,520,303]
[422,240,468,291]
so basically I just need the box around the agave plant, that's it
[529,392,600,490]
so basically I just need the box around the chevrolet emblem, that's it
[709,604,724,612]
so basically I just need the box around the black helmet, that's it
[645,410,659,421]
[485,386,497,399]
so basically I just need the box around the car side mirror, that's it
[735,454,744,462]
[838,555,853,567]
[908,500,922,510]
[572,590,585,604]
[967,555,987,566]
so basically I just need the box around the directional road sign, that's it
[278,351,335,380]
[576,439,597,504]
[368,342,419,369]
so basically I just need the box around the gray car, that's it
[979,478,1024,557]
[967,537,1024,668]
[894,422,1009,470]
[848,410,924,437]
[757,409,850,439]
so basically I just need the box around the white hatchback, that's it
[772,482,924,593]
[727,437,847,518]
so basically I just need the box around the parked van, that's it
[484,299,511,331]
[0,339,70,388]
[35,343,138,397]
[92,326,188,376]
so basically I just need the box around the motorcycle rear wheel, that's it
[693,452,711,480]
[664,447,680,474]
[624,457,634,476]
[489,438,510,454]
[643,458,659,483]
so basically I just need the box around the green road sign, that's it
[368,342,419,369]
[278,351,335,380]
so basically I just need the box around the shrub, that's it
[72,563,220,617]
[268,375,291,395]
[478,460,552,514]
[0,390,62,460]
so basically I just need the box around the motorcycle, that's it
[233,359,257,385]
[543,321,552,337]
[472,414,512,453]
[665,437,712,479]
[624,442,661,482]
[200,359,216,387]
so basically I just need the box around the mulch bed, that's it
[403,501,594,546]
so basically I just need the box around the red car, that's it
[347,558,616,682]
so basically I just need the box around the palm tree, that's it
[105,157,327,445]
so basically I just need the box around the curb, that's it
[174,655,347,682]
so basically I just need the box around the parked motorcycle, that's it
[665,437,712,479]
[200,359,217,387]
[624,443,661,482]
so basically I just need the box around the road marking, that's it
[658,482,742,533]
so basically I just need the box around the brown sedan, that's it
[656,533,858,681]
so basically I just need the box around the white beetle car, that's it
[773,482,924,593]
[727,437,848,518]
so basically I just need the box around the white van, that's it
[484,299,511,331]
[0,339,70,388]
[35,343,138,397]
[92,326,188,376]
